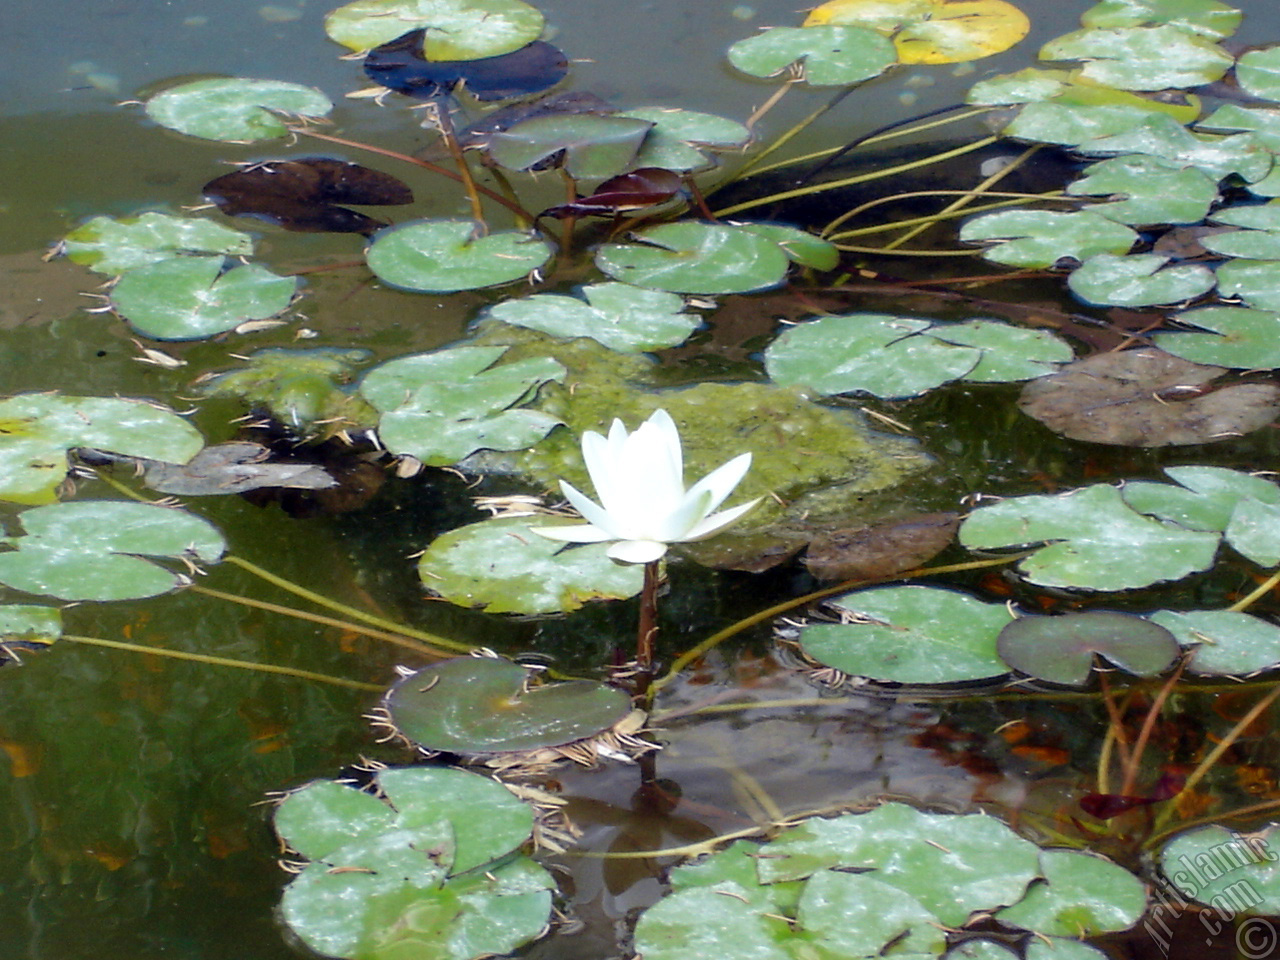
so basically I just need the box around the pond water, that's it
[5,1,1280,959]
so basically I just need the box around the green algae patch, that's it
[469,323,933,539]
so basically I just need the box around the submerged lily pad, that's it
[1017,348,1280,446]
[0,605,62,662]
[385,657,632,754]
[804,0,1031,64]
[361,346,564,464]
[958,483,1221,590]
[275,766,553,960]
[595,222,791,295]
[798,585,1012,683]
[0,501,225,601]
[416,516,643,614]
[1149,609,1280,676]
[996,611,1180,686]
[0,394,204,505]
[366,219,553,293]
[485,283,700,352]
[144,78,332,142]
[109,256,298,341]
[726,25,898,86]
[107,442,335,496]
[324,0,545,58]
[60,213,254,276]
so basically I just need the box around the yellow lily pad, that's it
[804,0,1030,64]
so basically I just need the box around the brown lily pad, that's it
[803,512,960,581]
[1018,347,1280,446]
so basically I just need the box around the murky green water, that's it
[4,2,1280,958]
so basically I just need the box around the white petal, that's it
[559,480,626,538]
[607,539,669,564]
[532,523,615,543]
[682,497,762,542]
[580,429,615,508]
[684,452,752,515]
[652,488,713,542]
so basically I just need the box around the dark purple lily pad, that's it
[203,158,413,235]
[364,30,567,102]
[997,611,1180,686]
[539,168,683,220]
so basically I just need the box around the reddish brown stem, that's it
[633,560,660,704]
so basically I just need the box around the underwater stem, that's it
[63,635,382,690]
[634,560,661,704]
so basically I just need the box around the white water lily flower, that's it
[533,409,759,564]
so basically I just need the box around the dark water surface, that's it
[3,2,1280,959]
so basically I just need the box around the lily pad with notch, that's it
[1067,253,1215,308]
[144,78,333,142]
[994,849,1148,937]
[959,210,1137,268]
[108,256,298,341]
[485,113,654,179]
[274,765,553,960]
[1121,465,1280,533]
[60,212,254,276]
[1080,0,1242,38]
[366,219,553,293]
[729,222,840,271]
[1017,348,1280,446]
[618,107,751,172]
[203,159,413,235]
[595,222,792,295]
[726,25,898,86]
[484,282,700,352]
[1066,154,1219,226]
[797,585,1012,684]
[996,611,1180,686]
[1159,824,1280,916]
[958,482,1221,591]
[804,0,1031,65]
[1077,113,1272,185]
[1200,201,1280,259]
[416,516,643,614]
[384,656,633,756]
[0,393,204,505]
[1214,260,1280,311]
[363,30,566,101]
[1039,25,1232,91]
[0,500,226,601]
[1154,306,1280,369]
[1148,609,1280,676]
[324,0,545,58]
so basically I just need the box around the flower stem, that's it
[633,560,661,704]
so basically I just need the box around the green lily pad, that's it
[958,483,1221,590]
[417,516,643,614]
[595,222,791,295]
[995,849,1147,937]
[361,346,564,464]
[729,222,840,271]
[726,25,898,86]
[1160,825,1280,914]
[1039,26,1232,91]
[1067,253,1215,308]
[927,318,1075,381]
[1198,103,1280,152]
[798,871,946,955]
[0,605,62,661]
[1201,201,1280,258]
[1149,609,1280,676]
[1026,941,1114,960]
[798,585,1012,684]
[195,347,376,437]
[765,314,976,398]
[0,500,226,601]
[324,0,545,58]
[1080,0,1242,38]
[1066,155,1219,225]
[0,394,204,505]
[485,113,654,179]
[959,210,1137,268]
[1237,47,1280,103]
[366,219,553,293]
[1002,98,1197,146]
[60,213,254,276]
[1215,260,1280,311]
[1078,114,1272,184]
[275,766,553,960]
[948,942,1020,960]
[758,804,1042,925]
[1121,465,1280,533]
[485,283,700,352]
[966,66,1072,105]
[995,611,1180,686]
[619,107,751,172]
[108,256,298,341]
[1154,306,1280,368]
[384,657,632,755]
[144,78,332,142]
